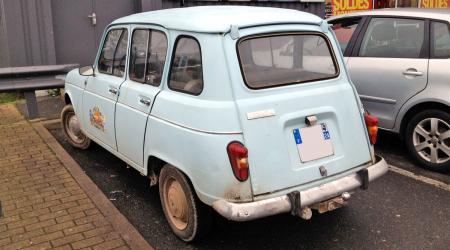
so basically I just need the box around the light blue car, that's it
[61,6,388,242]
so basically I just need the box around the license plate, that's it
[293,124,334,163]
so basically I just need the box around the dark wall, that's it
[0,0,56,67]
[0,0,325,68]
[140,0,325,18]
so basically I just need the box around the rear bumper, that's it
[212,156,388,221]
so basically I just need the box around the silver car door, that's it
[346,17,429,129]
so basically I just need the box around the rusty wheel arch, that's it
[64,93,72,105]
[147,156,166,186]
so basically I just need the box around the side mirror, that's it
[79,66,94,76]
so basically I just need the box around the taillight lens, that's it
[227,141,249,182]
[364,112,379,145]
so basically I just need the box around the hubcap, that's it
[413,118,450,164]
[65,113,85,144]
[164,178,188,230]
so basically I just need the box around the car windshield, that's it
[238,33,339,89]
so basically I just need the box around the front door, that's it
[115,26,169,168]
[82,27,129,150]
[347,17,429,129]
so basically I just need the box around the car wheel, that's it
[61,104,91,149]
[159,164,211,242]
[405,109,450,172]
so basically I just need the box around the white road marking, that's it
[388,165,450,192]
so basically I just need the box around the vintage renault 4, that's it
[61,6,388,241]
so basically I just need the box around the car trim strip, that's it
[359,95,397,105]
[150,114,243,135]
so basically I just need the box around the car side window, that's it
[129,29,168,86]
[330,17,362,53]
[432,21,450,58]
[358,18,425,58]
[98,29,128,77]
[169,37,203,95]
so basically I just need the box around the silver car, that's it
[328,8,450,172]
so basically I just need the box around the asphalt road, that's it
[48,127,450,250]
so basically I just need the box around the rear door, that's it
[346,17,429,129]
[115,26,168,168]
[82,27,128,150]
[232,31,372,195]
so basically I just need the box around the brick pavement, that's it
[0,104,149,250]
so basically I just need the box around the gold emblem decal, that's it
[89,106,105,131]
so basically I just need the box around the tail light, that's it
[364,112,379,145]
[227,142,249,182]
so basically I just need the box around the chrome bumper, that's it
[212,156,388,222]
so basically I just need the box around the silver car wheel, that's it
[413,118,450,164]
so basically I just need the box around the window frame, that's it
[430,20,450,59]
[329,16,367,57]
[97,27,129,77]
[128,27,169,86]
[351,16,430,59]
[168,35,204,96]
[236,32,340,90]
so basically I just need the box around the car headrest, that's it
[371,22,395,42]
[398,25,422,44]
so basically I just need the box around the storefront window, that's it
[397,0,419,7]
[374,0,396,8]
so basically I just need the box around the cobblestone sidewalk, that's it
[0,104,144,250]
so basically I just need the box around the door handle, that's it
[403,70,423,77]
[108,88,118,95]
[88,13,96,26]
[139,97,151,106]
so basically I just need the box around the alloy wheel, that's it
[413,118,450,164]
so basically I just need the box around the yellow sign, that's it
[326,0,373,16]
[420,0,449,8]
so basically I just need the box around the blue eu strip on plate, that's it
[321,124,331,140]
[293,128,302,145]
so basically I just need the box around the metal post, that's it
[24,90,39,119]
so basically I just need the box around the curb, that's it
[32,119,153,250]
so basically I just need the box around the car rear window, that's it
[237,33,339,89]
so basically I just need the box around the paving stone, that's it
[0,104,135,250]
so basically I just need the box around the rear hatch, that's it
[234,32,372,196]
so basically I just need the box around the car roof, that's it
[111,6,323,33]
[327,8,450,22]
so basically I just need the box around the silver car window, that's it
[432,21,450,58]
[359,18,425,58]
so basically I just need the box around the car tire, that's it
[159,164,212,242]
[61,104,91,149]
[405,109,450,172]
